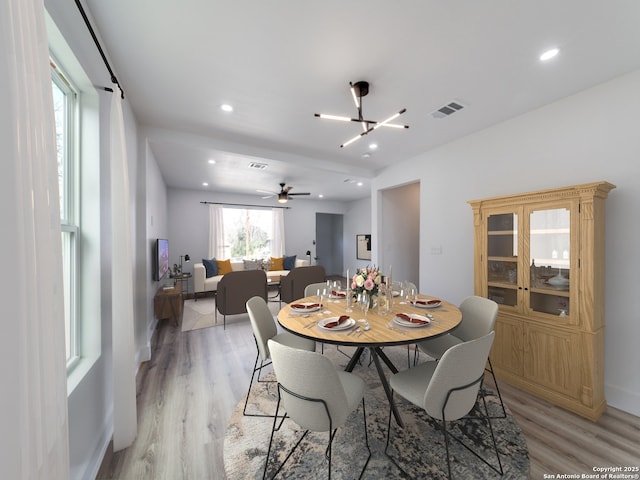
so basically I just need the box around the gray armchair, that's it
[280,265,326,304]
[216,270,267,329]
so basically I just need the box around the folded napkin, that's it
[331,290,346,297]
[324,315,350,328]
[291,303,320,309]
[413,299,441,306]
[396,313,429,325]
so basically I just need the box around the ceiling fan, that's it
[257,182,311,203]
[314,80,409,148]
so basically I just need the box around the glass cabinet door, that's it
[486,211,520,308]
[526,205,575,321]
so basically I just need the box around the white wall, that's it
[373,69,640,416]
[378,182,420,287]
[167,188,350,274]
[342,197,373,274]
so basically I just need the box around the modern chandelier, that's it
[314,81,409,148]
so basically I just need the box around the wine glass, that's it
[407,286,417,305]
[360,292,370,320]
[398,282,407,304]
[345,289,353,312]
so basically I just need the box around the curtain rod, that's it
[74,0,124,98]
[200,201,290,210]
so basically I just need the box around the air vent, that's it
[248,162,268,170]
[431,100,466,119]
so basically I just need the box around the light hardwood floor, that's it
[97,305,640,479]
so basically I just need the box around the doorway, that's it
[379,182,420,288]
[315,213,344,276]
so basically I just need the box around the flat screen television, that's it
[153,238,170,281]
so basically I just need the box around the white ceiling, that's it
[85,0,640,202]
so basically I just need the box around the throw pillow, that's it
[202,258,218,278]
[283,255,297,270]
[270,256,284,271]
[217,258,233,275]
[243,259,261,270]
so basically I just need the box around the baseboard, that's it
[71,408,113,480]
[606,383,640,417]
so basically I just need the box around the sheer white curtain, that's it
[0,0,70,477]
[272,208,286,257]
[208,204,225,258]
[110,90,138,451]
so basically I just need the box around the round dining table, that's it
[277,292,462,427]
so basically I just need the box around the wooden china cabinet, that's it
[468,181,615,421]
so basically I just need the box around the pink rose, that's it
[364,279,375,290]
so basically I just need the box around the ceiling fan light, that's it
[278,193,288,203]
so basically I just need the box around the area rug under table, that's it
[224,347,529,479]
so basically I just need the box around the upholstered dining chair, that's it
[216,269,267,329]
[304,282,329,298]
[265,339,371,480]
[244,296,316,419]
[386,331,503,480]
[415,295,506,417]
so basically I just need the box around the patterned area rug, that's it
[224,347,529,479]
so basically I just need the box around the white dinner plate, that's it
[318,317,355,331]
[412,299,442,309]
[329,291,347,299]
[290,302,322,313]
[393,313,431,328]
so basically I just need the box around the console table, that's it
[154,282,183,326]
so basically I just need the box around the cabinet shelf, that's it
[530,287,570,297]
[488,281,518,289]
[469,181,615,421]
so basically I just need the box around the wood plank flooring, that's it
[97,307,640,479]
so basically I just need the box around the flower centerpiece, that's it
[350,266,383,307]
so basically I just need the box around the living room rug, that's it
[181,298,218,332]
[181,297,281,332]
[224,347,529,479]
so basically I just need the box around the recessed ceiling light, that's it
[318,194,324,199]
[202,182,209,187]
[357,182,363,187]
[221,104,233,112]
[208,159,216,164]
[369,143,378,150]
[361,152,372,159]
[540,48,559,61]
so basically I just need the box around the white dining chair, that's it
[264,339,371,479]
[386,331,503,479]
[244,296,315,419]
[415,295,506,418]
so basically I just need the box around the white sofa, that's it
[193,258,310,297]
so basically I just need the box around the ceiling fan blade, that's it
[288,192,310,196]
[256,189,276,195]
